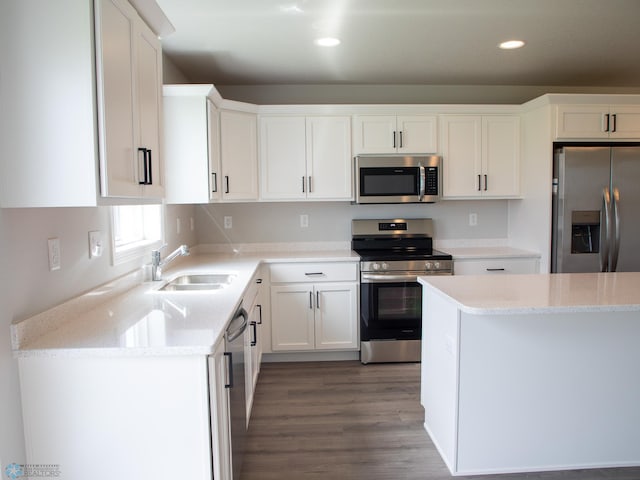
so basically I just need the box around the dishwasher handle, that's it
[225,306,248,343]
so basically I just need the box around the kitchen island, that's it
[418,272,640,476]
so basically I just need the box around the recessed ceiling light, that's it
[314,37,341,47]
[499,40,525,50]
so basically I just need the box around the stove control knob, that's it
[434,261,441,270]
[425,262,433,270]
[381,262,389,270]
[372,263,380,271]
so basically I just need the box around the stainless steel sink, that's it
[159,273,236,291]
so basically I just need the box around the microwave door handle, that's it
[418,165,426,201]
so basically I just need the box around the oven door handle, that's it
[361,273,419,283]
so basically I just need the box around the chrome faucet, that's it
[151,244,190,281]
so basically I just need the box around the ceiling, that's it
[156,0,640,88]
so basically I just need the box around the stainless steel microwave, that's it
[354,155,442,204]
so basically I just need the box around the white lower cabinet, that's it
[244,269,264,423]
[270,262,358,352]
[18,354,222,480]
[454,257,539,275]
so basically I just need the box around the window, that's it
[111,204,163,264]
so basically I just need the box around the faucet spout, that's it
[151,244,190,281]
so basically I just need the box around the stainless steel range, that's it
[352,218,452,364]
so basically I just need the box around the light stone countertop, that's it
[419,272,640,315]
[11,249,360,358]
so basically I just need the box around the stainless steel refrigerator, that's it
[552,145,640,273]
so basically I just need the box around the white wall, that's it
[195,200,509,246]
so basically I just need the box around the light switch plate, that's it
[224,216,232,229]
[300,214,309,228]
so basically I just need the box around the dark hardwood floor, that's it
[240,361,640,480]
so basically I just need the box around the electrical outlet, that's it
[176,217,182,235]
[190,217,195,231]
[48,237,61,271]
[300,214,309,228]
[224,216,232,229]
[88,231,103,258]
[469,213,478,226]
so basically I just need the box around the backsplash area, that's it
[195,200,509,247]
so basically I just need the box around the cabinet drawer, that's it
[454,258,539,275]
[270,262,358,283]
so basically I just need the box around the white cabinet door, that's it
[220,110,258,201]
[353,115,438,154]
[352,115,397,154]
[96,0,163,199]
[271,285,315,351]
[556,104,640,139]
[441,115,520,198]
[96,0,139,197]
[259,116,306,200]
[306,116,352,200]
[134,20,164,197]
[482,116,520,197]
[208,342,232,480]
[441,116,483,197]
[608,105,640,138]
[314,283,358,350]
[396,115,438,154]
[207,101,222,201]
[260,115,352,200]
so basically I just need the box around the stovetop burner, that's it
[351,218,452,263]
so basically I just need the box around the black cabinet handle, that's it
[137,148,153,185]
[224,352,233,388]
[250,321,257,347]
[302,176,305,193]
[612,113,617,133]
[309,291,313,309]
[399,130,403,148]
[257,304,262,324]
[484,174,488,191]
[211,172,217,193]
[477,174,482,191]
[316,291,320,309]
[486,268,505,272]
[147,149,153,185]
[225,175,230,194]
[604,114,610,132]
[308,176,312,193]
[392,131,397,148]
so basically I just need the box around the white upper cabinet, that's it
[163,85,222,204]
[259,115,352,201]
[95,0,164,199]
[556,104,640,139]
[440,115,520,198]
[0,0,166,207]
[352,115,437,154]
[220,110,259,201]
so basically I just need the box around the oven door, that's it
[360,273,423,341]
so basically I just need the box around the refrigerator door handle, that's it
[601,187,611,272]
[610,187,621,272]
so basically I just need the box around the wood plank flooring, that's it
[240,361,640,480]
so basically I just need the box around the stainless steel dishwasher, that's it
[224,304,248,480]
